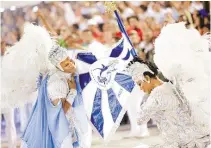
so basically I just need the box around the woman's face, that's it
[60,57,76,74]
[136,76,154,94]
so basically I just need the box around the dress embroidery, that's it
[137,82,210,148]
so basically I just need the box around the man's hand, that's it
[61,99,71,114]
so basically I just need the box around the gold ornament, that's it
[104,2,118,13]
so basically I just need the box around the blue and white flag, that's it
[75,11,137,140]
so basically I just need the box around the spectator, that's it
[137,5,148,20]
[190,1,204,13]
[127,15,143,41]
[87,19,103,42]
[81,29,107,58]
[139,30,154,55]
[146,2,166,24]
[128,29,141,52]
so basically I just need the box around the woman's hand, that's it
[67,76,76,90]
[61,99,71,114]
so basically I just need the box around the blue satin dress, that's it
[21,74,88,148]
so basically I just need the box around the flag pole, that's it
[104,2,137,57]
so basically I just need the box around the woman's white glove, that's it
[67,76,77,105]
[66,89,77,105]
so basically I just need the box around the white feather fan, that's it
[1,23,55,109]
[154,22,210,127]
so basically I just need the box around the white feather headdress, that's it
[48,44,69,71]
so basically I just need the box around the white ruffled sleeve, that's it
[137,86,171,125]
[47,77,69,102]
[137,94,160,125]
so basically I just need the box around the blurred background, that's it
[1,1,210,148]
[1,1,210,58]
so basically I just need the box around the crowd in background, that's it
[1,1,210,65]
